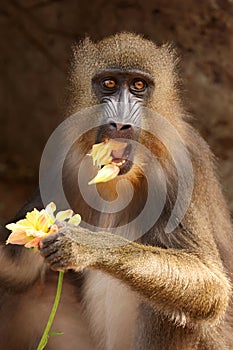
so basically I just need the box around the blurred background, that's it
[0,0,233,221]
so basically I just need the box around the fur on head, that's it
[63,34,188,231]
[69,32,182,121]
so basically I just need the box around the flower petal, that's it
[89,139,127,168]
[37,213,50,232]
[88,164,120,185]
[68,214,81,226]
[6,230,28,245]
[92,144,112,167]
[25,237,41,248]
[91,142,105,159]
[45,202,56,221]
[26,209,40,227]
[5,223,19,231]
[56,209,73,221]
[6,218,34,231]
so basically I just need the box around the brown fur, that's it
[1,33,233,350]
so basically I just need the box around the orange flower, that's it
[6,202,81,249]
[88,139,127,184]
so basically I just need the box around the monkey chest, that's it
[83,270,139,350]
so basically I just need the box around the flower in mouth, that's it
[6,202,81,249]
[88,163,120,185]
[88,139,127,185]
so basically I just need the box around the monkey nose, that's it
[109,122,132,131]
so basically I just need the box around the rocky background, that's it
[0,0,233,221]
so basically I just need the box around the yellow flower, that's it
[6,202,81,249]
[88,139,127,184]
[4,202,81,348]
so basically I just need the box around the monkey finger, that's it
[40,245,57,259]
[42,250,62,264]
[40,233,61,249]
[54,219,67,230]
[43,223,67,253]
[44,251,72,271]
[39,236,62,258]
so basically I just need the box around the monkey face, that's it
[58,34,188,226]
[92,69,154,175]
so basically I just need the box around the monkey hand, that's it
[39,223,129,272]
[39,226,96,271]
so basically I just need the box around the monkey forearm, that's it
[40,229,231,324]
[93,242,230,324]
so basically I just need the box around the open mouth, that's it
[110,143,132,175]
[88,139,133,184]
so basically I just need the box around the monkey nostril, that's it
[120,124,131,130]
[109,122,118,130]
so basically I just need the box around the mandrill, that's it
[1,32,233,350]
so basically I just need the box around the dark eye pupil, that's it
[134,80,144,90]
[103,80,116,88]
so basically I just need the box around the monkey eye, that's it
[131,79,147,92]
[102,78,117,90]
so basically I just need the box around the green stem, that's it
[37,271,64,350]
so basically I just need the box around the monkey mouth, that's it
[110,144,133,175]
[88,139,134,184]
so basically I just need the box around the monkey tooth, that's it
[88,164,120,185]
[112,159,126,166]
[88,139,127,184]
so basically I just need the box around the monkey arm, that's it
[40,225,231,325]
[99,244,230,325]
